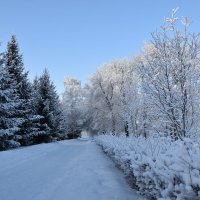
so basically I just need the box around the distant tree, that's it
[107,59,142,136]
[62,77,83,139]
[87,59,142,136]
[88,65,117,134]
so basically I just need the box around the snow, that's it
[0,139,143,200]
[95,134,200,199]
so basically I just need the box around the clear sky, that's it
[0,0,200,94]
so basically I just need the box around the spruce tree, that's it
[4,35,42,145]
[5,35,30,99]
[34,69,63,143]
[0,57,21,150]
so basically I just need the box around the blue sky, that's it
[0,0,200,94]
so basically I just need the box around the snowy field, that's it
[0,139,143,200]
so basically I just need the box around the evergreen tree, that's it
[4,35,42,145]
[34,69,63,143]
[5,35,30,99]
[0,57,21,150]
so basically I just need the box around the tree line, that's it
[66,9,200,140]
[1,9,200,150]
[0,35,64,150]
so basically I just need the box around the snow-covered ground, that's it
[0,139,143,200]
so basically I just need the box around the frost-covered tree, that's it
[88,59,142,136]
[85,9,200,139]
[139,8,200,139]
[109,59,142,136]
[62,77,84,138]
[88,64,117,134]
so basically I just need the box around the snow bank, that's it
[95,134,200,200]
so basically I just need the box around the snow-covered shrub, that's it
[95,134,200,200]
[0,137,21,150]
[4,140,21,149]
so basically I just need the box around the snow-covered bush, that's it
[95,134,200,199]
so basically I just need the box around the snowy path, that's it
[0,140,143,200]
